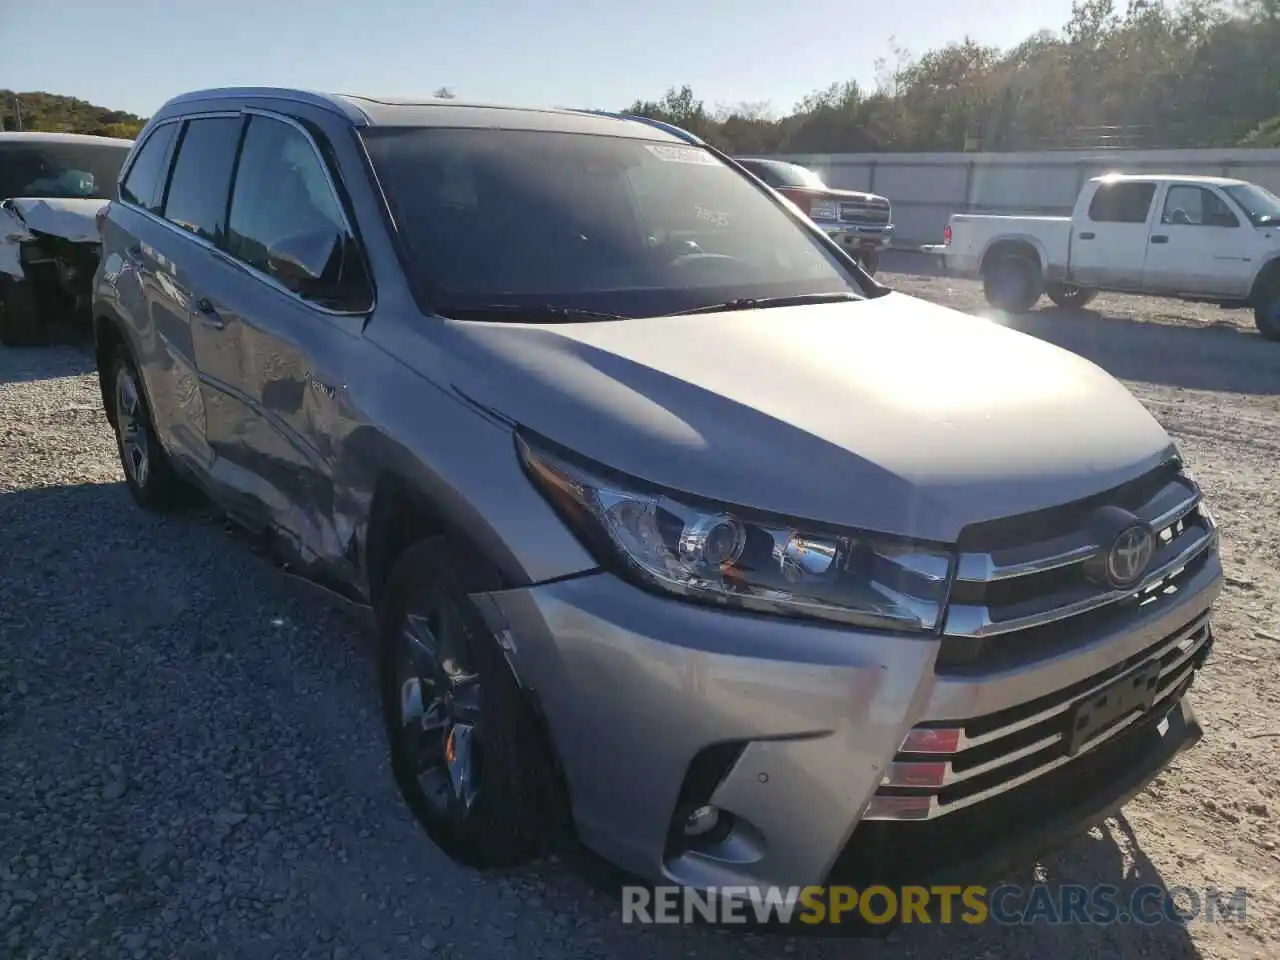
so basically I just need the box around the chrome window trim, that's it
[113,107,376,320]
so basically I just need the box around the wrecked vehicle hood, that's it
[441,292,1175,543]
[1,197,108,279]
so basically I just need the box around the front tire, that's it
[1045,282,1098,310]
[1254,287,1280,342]
[859,250,880,276]
[378,538,561,869]
[982,253,1044,313]
[109,350,186,510]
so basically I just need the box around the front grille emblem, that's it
[1082,506,1157,591]
[1105,524,1155,588]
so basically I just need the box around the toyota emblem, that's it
[1105,523,1155,588]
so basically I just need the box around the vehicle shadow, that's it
[997,307,1280,397]
[0,342,96,385]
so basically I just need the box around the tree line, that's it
[624,0,1280,154]
[2,90,146,139]
[8,1,1280,153]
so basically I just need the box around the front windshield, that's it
[0,141,132,201]
[361,128,864,317]
[747,160,828,190]
[1223,183,1280,227]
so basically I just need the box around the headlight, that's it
[517,434,951,632]
[808,199,839,220]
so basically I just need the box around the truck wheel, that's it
[0,280,46,347]
[1254,289,1280,342]
[983,254,1044,313]
[109,349,188,510]
[378,537,563,869]
[860,251,880,276]
[1046,283,1098,310]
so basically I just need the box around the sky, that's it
[2,0,1079,119]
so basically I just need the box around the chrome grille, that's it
[839,199,891,225]
[939,466,1216,668]
[866,613,1211,821]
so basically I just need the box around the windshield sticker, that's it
[644,144,717,165]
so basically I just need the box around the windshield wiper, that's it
[665,292,861,316]
[441,303,630,323]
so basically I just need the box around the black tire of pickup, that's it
[1254,287,1280,342]
[1046,282,1099,310]
[982,253,1044,313]
[0,279,46,347]
[377,537,564,869]
[859,250,880,276]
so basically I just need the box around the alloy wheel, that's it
[396,605,485,816]
[115,368,151,488]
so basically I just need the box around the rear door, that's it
[1068,181,1156,290]
[190,110,373,559]
[1142,183,1256,297]
[142,114,245,475]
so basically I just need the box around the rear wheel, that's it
[982,253,1044,313]
[0,280,45,347]
[110,350,187,510]
[1046,282,1098,310]
[378,538,562,868]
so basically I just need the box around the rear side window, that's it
[161,116,244,243]
[120,123,178,211]
[1087,182,1156,224]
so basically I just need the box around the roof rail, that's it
[561,108,704,145]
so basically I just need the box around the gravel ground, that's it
[1,259,1278,959]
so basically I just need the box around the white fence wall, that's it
[774,148,1280,247]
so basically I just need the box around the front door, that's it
[1142,183,1258,298]
[190,111,373,567]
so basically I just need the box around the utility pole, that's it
[12,95,23,131]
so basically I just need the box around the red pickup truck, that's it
[735,157,894,274]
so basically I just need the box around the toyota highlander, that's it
[92,87,1222,894]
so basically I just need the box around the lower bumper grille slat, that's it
[869,617,1211,820]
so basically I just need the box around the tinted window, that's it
[1161,185,1239,228]
[0,140,131,200]
[120,123,178,211]
[1087,182,1156,224]
[227,115,369,305]
[1223,183,1280,227]
[362,128,863,317]
[161,117,243,243]
[738,160,784,188]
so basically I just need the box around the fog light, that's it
[682,804,721,837]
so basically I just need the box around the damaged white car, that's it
[1,131,133,346]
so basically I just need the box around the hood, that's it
[3,197,108,244]
[441,293,1173,543]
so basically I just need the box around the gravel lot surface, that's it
[2,254,1277,959]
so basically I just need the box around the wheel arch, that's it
[979,235,1048,278]
[1247,254,1280,306]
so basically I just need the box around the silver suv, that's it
[93,87,1222,892]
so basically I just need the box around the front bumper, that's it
[818,222,894,254]
[478,547,1220,890]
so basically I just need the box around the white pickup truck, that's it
[928,173,1280,340]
